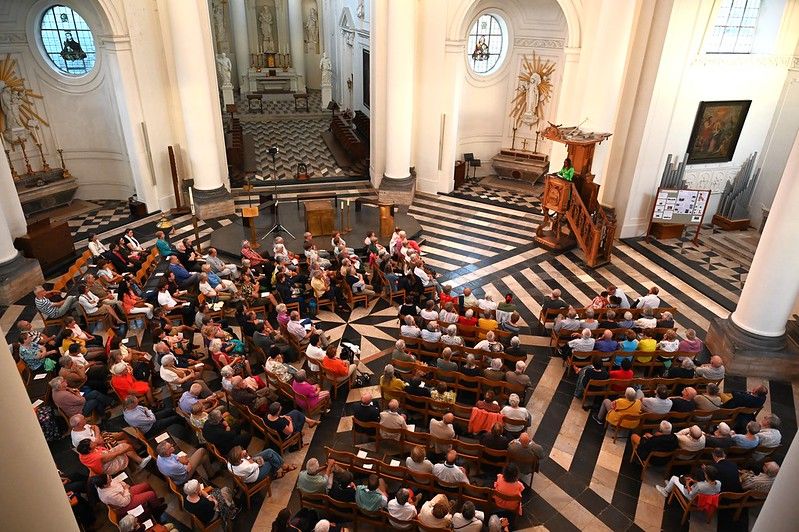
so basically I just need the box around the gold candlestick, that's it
[57,148,72,178]
[19,141,32,174]
[35,141,50,171]
[4,149,19,180]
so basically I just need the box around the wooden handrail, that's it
[565,182,616,267]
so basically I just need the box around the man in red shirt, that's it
[458,309,478,327]
[608,358,634,393]
[439,285,458,307]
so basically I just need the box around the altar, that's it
[246,68,302,94]
[491,149,549,184]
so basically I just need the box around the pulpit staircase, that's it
[564,182,616,268]
[535,177,616,268]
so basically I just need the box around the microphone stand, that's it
[262,151,294,239]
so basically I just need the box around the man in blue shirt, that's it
[201,264,239,297]
[122,395,182,437]
[178,383,219,415]
[168,256,200,289]
[156,441,212,484]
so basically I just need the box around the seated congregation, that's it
[14,220,783,531]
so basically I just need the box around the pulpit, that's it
[534,125,617,267]
[304,200,335,235]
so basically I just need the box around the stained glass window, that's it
[466,14,506,75]
[40,5,96,75]
[705,0,761,54]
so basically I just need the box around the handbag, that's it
[43,358,57,372]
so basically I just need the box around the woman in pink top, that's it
[276,304,291,328]
[290,370,330,412]
[677,329,704,353]
[494,463,524,515]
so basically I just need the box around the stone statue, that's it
[357,0,365,20]
[212,1,227,48]
[524,73,542,124]
[259,6,275,53]
[0,82,27,142]
[305,7,319,52]
[319,52,332,85]
[216,53,232,87]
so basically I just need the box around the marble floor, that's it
[7,182,791,532]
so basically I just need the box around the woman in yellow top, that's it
[636,329,658,364]
[594,387,642,429]
[557,158,574,181]
[379,364,407,403]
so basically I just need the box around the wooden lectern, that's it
[304,200,335,235]
[534,177,577,252]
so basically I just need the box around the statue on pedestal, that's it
[212,1,228,52]
[305,7,319,53]
[510,53,555,131]
[320,53,332,85]
[259,7,275,53]
[357,0,365,20]
[216,53,233,87]
[0,81,26,143]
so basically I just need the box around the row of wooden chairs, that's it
[608,406,761,442]
[630,439,781,479]
[538,306,678,329]
[581,376,723,408]
[351,418,539,476]
[552,326,677,348]
[566,349,699,376]
[401,336,525,366]
[668,487,767,525]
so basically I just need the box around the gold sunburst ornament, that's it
[0,54,48,142]
[510,53,556,130]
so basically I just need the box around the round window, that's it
[39,5,96,76]
[466,14,507,75]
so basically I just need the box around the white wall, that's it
[454,0,567,179]
[0,0,134,201]
[616,0,799,238]
[327,0,369,115]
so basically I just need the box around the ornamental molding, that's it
[513,37,565,50]
[692,53,799,69]
[0,33,27,44]
[684,165,740,194]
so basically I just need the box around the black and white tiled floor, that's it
[9,181,793,532]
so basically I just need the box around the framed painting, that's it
[686,100,751,164]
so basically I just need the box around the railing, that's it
[566,182,616,267]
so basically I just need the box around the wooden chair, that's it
[78,303,112,332]
[227,459,273,509]
[244,406,302,456]
[321,366,355,400]
[166,477,223,531]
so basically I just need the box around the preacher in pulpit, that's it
[556,158,574,182]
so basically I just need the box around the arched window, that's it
[40,5,96,75]
[466,14,507,75]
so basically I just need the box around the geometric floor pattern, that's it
[10,181,792,531]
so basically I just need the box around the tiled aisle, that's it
[6,182,793,531]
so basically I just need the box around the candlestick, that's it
[188,186,196,215]
[4,148,19,180]
[34,141,50,171]
[19,141,32,175]
[57,148,72,179]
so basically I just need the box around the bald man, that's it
[695,355,725,381]
[429,413,456,454]
[509,433,545,484]
[353,392,380,435]
[541,289,568,313]
[379,399,407,441]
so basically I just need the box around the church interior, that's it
[1,0,799,531]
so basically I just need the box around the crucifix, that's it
[521,138,529,151]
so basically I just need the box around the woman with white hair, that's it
[458,308,478,327]
[119,514,175,532]
[593,387,642,428]
[500,393,531,436]
[183,478,239,527]
[483,358,505,381]
[275,303,290,328]
[400,315,421,338]
[475,331,502,352]
[440,324,463,346]
[617,311,635,329]
[566,328,596,361]
[209,338,252,376]
[292,369,330,412]
[159,354,211,396]
[421,321,442,343]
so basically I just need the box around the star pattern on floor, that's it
[313,297,400,364]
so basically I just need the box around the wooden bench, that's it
[581,376,723,408]
[539,306,679,330]
[567,349,697,376]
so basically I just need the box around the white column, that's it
[731,131,799,337]
[549,46,581,168]
[164,0,228,192]
[383,0,415,180]
[229,0,250,91]
[104,36,160,212]
[0,138,27,238]
[369,0,388,187]
[0,204,18,264]
[0,333,78,530]
[578,0,637,193]
[752,433,799,531]
[288,0,306,93]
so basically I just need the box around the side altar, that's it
[491,149,549,184]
